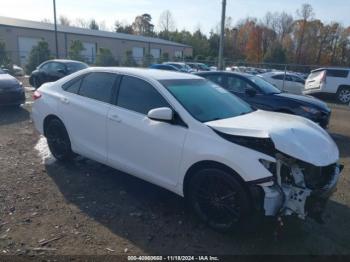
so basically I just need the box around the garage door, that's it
[132,47,144,64]
[82,42,96,63]
[18,37,41,66]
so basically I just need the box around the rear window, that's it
[326,69,349,78]
[308,70,325,79]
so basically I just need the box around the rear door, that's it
[107,75,188,188]
[59,72,118,163]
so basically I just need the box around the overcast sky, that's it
[1,0,350,34]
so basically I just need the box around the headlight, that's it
[300,106,320,114]
[259,159,276,176]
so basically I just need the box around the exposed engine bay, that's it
[260,153,343,221]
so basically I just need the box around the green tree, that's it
[96,48,118,66]
[89,19,99,30]
[161,52,169,63]
[25,40,51,74]
[68,40,85,62]
[263,43,287,63]
[122,50,137,66]
[0,41,12,71]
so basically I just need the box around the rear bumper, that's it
[0,89,25,106]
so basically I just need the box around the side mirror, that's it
[245,88,257,97]
[147,107,173,122]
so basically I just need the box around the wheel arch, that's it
[43,114,64,137]
[337,84,350,92]
[182,160,248,199]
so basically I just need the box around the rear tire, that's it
[336,87,350,104]
[45,119,74,161]
[187,168,252,232]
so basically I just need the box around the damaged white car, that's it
[32,68,343,232]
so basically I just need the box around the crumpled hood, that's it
[206,110,339,167]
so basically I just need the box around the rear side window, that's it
[272,74,285,80]
[62,77,82,94]
[117,75,169,114]
[326,69,349,78]
[79,72,117,103]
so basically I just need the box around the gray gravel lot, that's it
[0,86,349,255]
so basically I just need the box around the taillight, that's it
[33,91,42,100]
[321,71,327,84]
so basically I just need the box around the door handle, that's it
[60,97,69,104]
[108,114,121,123]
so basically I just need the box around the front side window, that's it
[51,62,66,72]
[226,76,253,93]
[66,62,88,74]
[205,74,225,87]
[79,72,117,103]
[117,76,169,114]
[249,76,281,94]
[161,79,253,123]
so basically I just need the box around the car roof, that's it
[311,67,350,72]
[84,67,202,80]
[195,70,253,78]
[43,59,87,64]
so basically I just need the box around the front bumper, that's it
[253,162,343,220]
[0,89,25,106]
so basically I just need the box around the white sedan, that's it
[32,67,342,231]
[258,71,306,95]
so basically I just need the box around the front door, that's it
[107,75,188,188]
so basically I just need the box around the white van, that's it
[304,68,350,104]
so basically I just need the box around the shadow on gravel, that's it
[0,106,30,126]
[45,157,350,254]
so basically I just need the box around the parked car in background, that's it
[196,71,331,128]
[149,64,181,71]
[304,67,350,104]
[0,69,25,106]
[32,67,342,231]
[13,65,25,76]
[258,71,305,95]
[29,59,88,89]
[186,62,211,72]
[162,62,193,73]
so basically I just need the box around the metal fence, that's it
[0,49,332,76]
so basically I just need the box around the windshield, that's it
[250,76,281,94]
[161,79,253,123]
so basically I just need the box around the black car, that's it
[149,64,181,71]
[0,69,25,106]
[196,71,331,128]
[29,59,88,88]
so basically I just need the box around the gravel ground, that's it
[0,84,350,256]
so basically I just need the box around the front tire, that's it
[45,119,74,161]
[187,168,252,232]
[337,87,350,104]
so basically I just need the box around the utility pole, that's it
[53,0,59,58]
[218,0,226,70]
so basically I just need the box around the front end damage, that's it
[257,153,343,221]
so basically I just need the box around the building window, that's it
[150,48,161,59]
[132,47,144,64]
[174,50,183,58]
